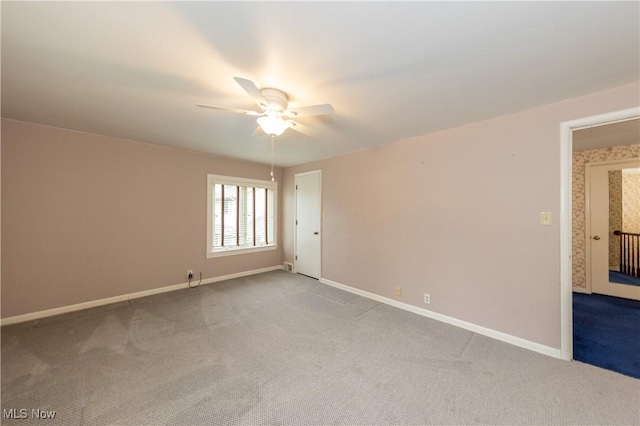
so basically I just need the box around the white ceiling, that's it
[2,1,639,167]
[573,118,639,152]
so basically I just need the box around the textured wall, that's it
[609,171,622,268]
[572,144,640,288]
[622,172,640,233]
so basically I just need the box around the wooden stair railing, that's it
[613,230,640,278]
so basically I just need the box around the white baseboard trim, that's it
[1,266,284,326]
[572,286,589,294]
[319,277,562,360]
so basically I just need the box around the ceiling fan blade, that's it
[288,120,315,137]
[196,104,263,116]
[234,77,268,109]
[252,125,266,137]
[284,103,334,118]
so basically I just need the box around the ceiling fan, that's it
[197,77,335,137]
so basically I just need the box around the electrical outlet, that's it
[395,286,401,296]
[187,270,193,279]
[424,293,430,304]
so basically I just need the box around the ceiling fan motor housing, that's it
[260,88,289,112]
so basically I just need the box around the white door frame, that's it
[559,106,639,361]
[294,169,322,278]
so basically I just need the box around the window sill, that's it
[206,244,277,258]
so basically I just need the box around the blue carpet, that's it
[573,293,640,379]
[609,270,640,286]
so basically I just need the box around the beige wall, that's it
[572,144,640,288]
[1,119,282,318]
[283,82,639,350]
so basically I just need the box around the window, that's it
[207,174,276,257]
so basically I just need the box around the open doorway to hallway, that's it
[570,117,639,378]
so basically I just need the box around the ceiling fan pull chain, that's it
[270,135,275,182]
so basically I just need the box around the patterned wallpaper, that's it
[622,172,640,233]
[608,170,622,268]
[572,144,640,289]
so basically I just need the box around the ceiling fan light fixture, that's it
[257,114,289,136]
[198,77,334,139]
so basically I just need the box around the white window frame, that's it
[206,174,277,258]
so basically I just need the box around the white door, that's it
[295,170,321,279]
[588,159,640,300]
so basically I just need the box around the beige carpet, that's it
[2,270,639,425]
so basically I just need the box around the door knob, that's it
[593,235,601,240]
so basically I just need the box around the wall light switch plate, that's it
[540,212,552,225]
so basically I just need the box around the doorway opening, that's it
[560,107,639,375]
[584,158,640,299]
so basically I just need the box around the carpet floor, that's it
[2,271,639,425]
[609,270,640,286]
[573,292,640,379]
